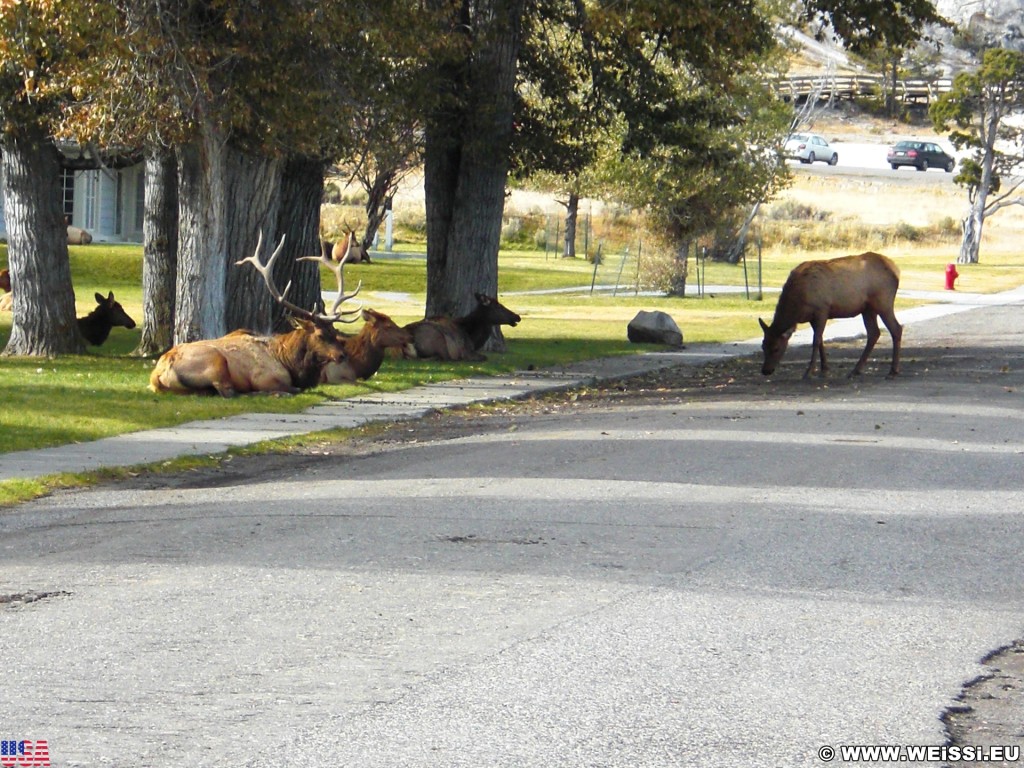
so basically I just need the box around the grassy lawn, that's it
[2,234,1023,469]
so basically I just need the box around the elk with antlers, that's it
[150,231,395,396]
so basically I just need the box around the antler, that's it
[299,233,362,320]
[237,231,362,325]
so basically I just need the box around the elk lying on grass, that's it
[0,269,10,312]
[150,232,364,396]
[320,308,412,383]
[404,293,521,361]
[759,251,902,379]
[79,291,137,345]
[322,224,370,264]
[67,225,93,245]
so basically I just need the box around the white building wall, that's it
[1,161,145,244]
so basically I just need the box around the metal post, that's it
[635,239,642,296]
[757,238,763,301]
[613,248,628,296]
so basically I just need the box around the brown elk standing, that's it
[759,251,902,379]
[79,291,138,345]
[404,293,521,361]
[150,232,366,396]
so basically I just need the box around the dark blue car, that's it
[887,140,956,172]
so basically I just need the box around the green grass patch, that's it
[1,240,1022,472]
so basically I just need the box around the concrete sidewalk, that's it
[2,285,1022,484]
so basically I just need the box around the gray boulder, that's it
[627,310,683,347]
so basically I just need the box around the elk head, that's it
[759,317,793,376]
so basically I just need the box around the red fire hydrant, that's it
[945,262,959,290]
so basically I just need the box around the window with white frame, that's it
[83,170,99,230]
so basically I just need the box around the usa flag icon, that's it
[0,740,50,767]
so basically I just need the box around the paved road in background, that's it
[790,139,963,184]
[2,300,1024,767]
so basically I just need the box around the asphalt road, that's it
[789,140,964,185]
[2,303,1024,767]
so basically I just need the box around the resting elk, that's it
[404,293,521,361]
[150,232,364,396]
[320,308,412,383]
[78,291,137,345]
[322,224,370,264]
[759,251,902,379]
[0,268,10,312]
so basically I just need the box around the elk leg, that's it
[804,319,827,378]
[879,309,903,377]
[851,311,881,377]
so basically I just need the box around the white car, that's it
[784,133,838,166]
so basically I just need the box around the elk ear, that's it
[95,292,105,304]
[107,291,115,301]
[759,318,769,333]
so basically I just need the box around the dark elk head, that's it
[78,291,138,345]
[475,292,521,328]
[759,318,793,376]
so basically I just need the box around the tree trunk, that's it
[885,52,899,117]
[175,121,228,343]
[669,241,689,297]
[134,147,178,357]
[225,147,283,334]
[272,154,326,331]
[562,191,579,258]
[1,128,84,356]
[424,0,525,343]
[363,167,398,255]
[958,117,997,265]
[958,209,983,265]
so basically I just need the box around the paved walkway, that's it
[2,286,1022,484]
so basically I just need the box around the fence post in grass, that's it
[696,244,705,298]
[757,237,763,301]
[613,248,628,296]
[635,239,642,296]
[590,242,603,294]
[743,244,750,300]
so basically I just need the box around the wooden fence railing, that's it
[774,74,954,105]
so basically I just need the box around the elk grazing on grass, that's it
[759,251,902,379]
[150,232,365,396]
[79,291,137,345]
[404,293,521,361]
